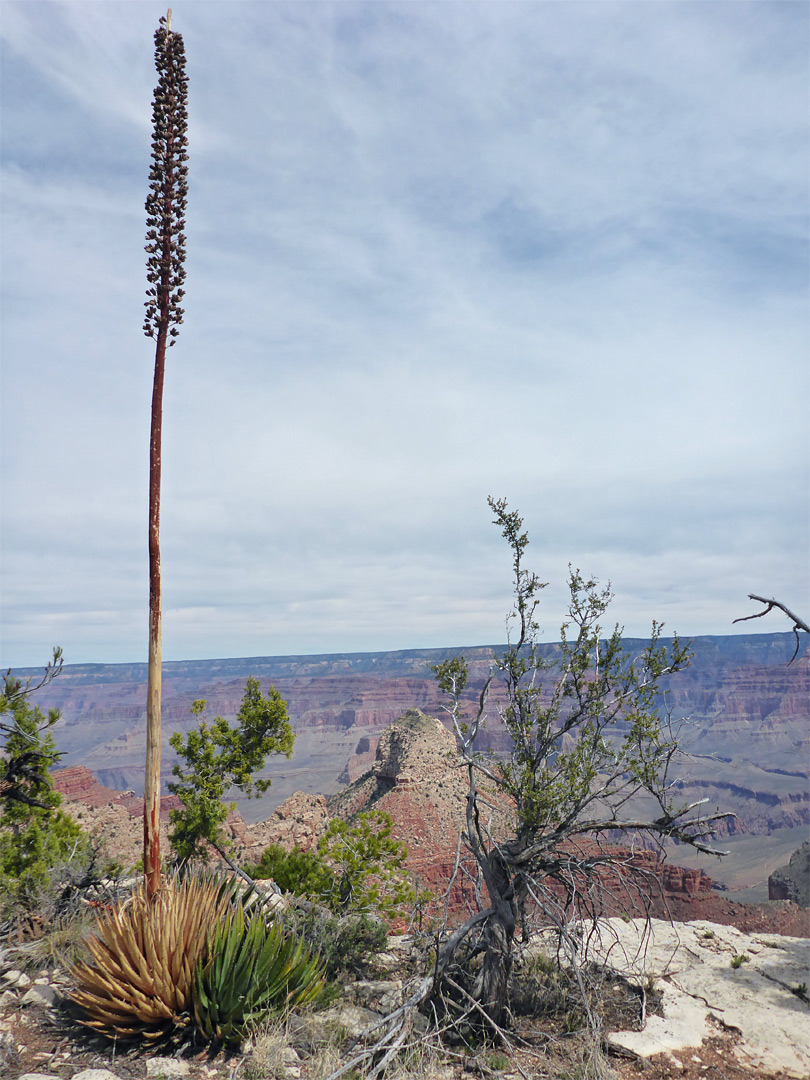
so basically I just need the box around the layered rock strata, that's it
[20,634,808,846]
[769,841,810,906]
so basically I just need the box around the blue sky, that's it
[1,1,807,668]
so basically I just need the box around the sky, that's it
[1,1,808,669]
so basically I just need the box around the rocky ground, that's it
[1,916,808,1080]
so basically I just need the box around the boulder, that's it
[591,917,810,1077]
[769,841,810,907]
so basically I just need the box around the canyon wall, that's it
[20,632,809,860]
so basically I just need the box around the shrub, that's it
[244,844,335,899]
[730,954,749,969]
[1,844,115,961]
[0,815,91,925]
[246,813,425,925]
[318,811,419,917]
[286,908,388,979]
[509,950,581,1020]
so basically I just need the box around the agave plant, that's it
[193,903,326,1047]
[70,871,238,1041]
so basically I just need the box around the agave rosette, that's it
[70,871,238,1040]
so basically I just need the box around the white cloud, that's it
[1,1,807,667]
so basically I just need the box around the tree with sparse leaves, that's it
[335,503,734,1073]
[426,498,733,1033]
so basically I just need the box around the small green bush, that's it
[286,908,388,979]
[318,811,418,917]
[243,844,335,899]
[247,813,425,924]
[730,953,749,969]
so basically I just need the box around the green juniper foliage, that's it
[318,810,418,917]
[0,655,89,905]
[169,677,293,862]
[0,648,64,812]
[243,843,336,899]
[245,812,419,918]
[432,498,701,862]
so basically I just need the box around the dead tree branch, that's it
[733,594,809,662]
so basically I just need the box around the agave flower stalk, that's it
[143,8,188,897]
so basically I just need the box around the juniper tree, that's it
[142,10,188,897]
[0,648,64,811]
[0,651,89,904]
[316,506,734,1074]
[427,498,733,1033]
[168,679,293,866]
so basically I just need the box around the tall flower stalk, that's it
[143,9,188,898]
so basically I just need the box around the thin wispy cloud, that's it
[2,1,807,667]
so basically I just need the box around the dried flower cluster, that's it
[143,15,188,344]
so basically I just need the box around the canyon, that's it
[19,630,810,900]
[53,707,809,939]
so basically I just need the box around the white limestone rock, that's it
[145,1058,191,1078]
[592,917,810,1078]
[70,1070,124,1080]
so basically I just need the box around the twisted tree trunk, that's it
[474,861,517,1026]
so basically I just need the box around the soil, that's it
[0,981,802,1080]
